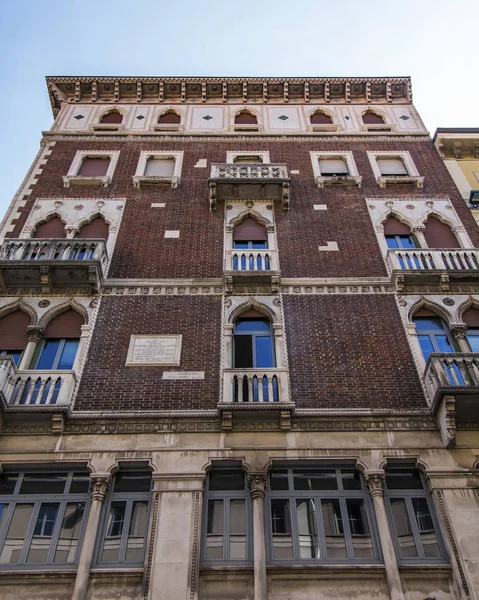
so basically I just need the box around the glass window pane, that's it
[436,335,453,353]
[418,336,435,361]
[20,473,68,495]
[0,504,8,532]
[0,475,18,494]
[390,498,419,558]
[233,241,248,249]
[271,499,293,559]
[234,319,271,332]
[234,335,253,368]
[397,235,416,249]
[255,336,274,368]
[385,236,399,249]
[411,498,441,558]
[125,501,148,562]
[341,471,362,491]
[270,471,289,491]
[346,499,374,559]
[294,470,338,491]
[53,502,85,563]
[101,501,126,562]
[0,504,34,563]
[414,317,445,331]
[467,333,479,352]
[36,340,60,370]
[229,500,246,559]
[209,470,244,492]
[113,472,151,493]
[252,241,267,249]
[386,469,424,490]
[321,499,347,558]
[26,503,60,563]
[296,499,319,558]
[206,499,223,560]
[69,474,90,494]
[57,339,79,370]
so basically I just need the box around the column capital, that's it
[248,473,267,500]
[26,326,44,344]
[66,226,80,238]
[90,474,111,502]
[450,324,468,341]
[365,472,385,498]
[411,225,425,233]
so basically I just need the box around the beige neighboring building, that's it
[434,128,479,224]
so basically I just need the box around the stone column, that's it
[411,225,427,248]
[18,326,43,370]
[71,474,111,600]
[147,474,204,600]
[450,324,470,353]
[72,325,91,373]
[365,473,404,600]
[248,473,268,600]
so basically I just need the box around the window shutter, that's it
[144,158,175,177]
[424,217,460,248]
[383,217,411,235]
[33,217,66,239]
[100,112,122,124]
[463,308,479,327]
[233,155,263,164]
[318,159,349,175]
[78,158,110,176]
[377,158,408,176]
[363,112,384,124]
[0,311,30,349]
[44,310,84,338]
[158,112,181,124]
[77,217,109,241]
[310,112,332,125]
[233,217,267,241]
[234,112,257,124]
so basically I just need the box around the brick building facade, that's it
[0,76,478,600]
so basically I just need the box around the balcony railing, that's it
[387,248,479,289]
[0,238,107,293]
[208,164,290,211]
[425,352,479,406]
[0,357,76,408]
[223,368,290,404]
[224,249,280,291]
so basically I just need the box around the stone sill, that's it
[63,175,110,188]
[132,175,179,188]
[315,175,362,188]
[377,175,424,189]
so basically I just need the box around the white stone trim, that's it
[164,230,180,238]
[63,150,120,188]
[125,334,182,367]
[318,241,339,251]
[367,150,423,189]
[226,151,270,164]
[133,150,184,188]
[310,151,361,188]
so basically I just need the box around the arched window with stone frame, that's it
[0,308,32,366]
[99,110,123,124]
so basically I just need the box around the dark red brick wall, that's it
[75,295,221,411]
[8,139,479,279]
[283,294,426,409]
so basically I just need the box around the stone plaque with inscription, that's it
[126,335,182,366]
[162,371,205,380]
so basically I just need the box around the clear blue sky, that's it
[0,0,477,217]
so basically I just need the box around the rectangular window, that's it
[78,158,110,177]
[318,159,349,176]
[377,158,408,176]
[144,158,175,177]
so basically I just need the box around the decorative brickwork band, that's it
[90,475,111,502]
[248,473,267,500]
[365,472,385,498]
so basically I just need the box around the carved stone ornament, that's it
[365,473,385,497]
[90,475,111,502]
[248,473,267,499]
[26,326,44,344]
[450,324,468,341]
[411,225,425,233]
[54,200,64,208]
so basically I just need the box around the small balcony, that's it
[0,238,107,294]
[0,357,76,409]
[209,164,290,211]
[222,368,291,404]
[387,248,479,290]
[424,353,479,419]
[224,249,280,291]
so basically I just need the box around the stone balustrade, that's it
[387,248,479,272]
[0,238,108,265]
[424,352,479,405]
[223,368,290,403]
[210,163,289,180]
[0,357,76,407]
[226,249,278,272]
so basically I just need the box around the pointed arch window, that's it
[32,217,66,239]
[0,310,30,365]
[423,217,460,249]
[310,111,332,125]
[77,216,109,241]
[100,111,123,124]
[34,310,84,370]
[412,310,456,361]
[383,216,417,249]
[362,111,385,125]
[234,111,257,125]
[463,307,479,352]
[233,313,275,369]
[158,111,181,124]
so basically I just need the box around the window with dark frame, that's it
[384,465,448,563]
[233,317,275,369]
[202,467,252,564]
[96,470,152,566]
[0,471,90,567]
[266,467,379,563]
[412,313,456,362]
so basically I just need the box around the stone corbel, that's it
[221,409,232,431]
[209,182,217,212]
[436,394,456,447]
[281,182,290,211]
[440,273,451,292]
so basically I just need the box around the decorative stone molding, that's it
[26,326,43,344]
[89,475,111,501]
[436,395,456,447]
[310,151,362,188]
[63,150,120,188]
[450,324,468,341]
[367,151,424,189]
[133,150,184,189]
[365,472,385,498]
[248,473,267,499]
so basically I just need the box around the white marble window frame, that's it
[226,151,270,164]
[63,150,120,188]
[133,151,184,188]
